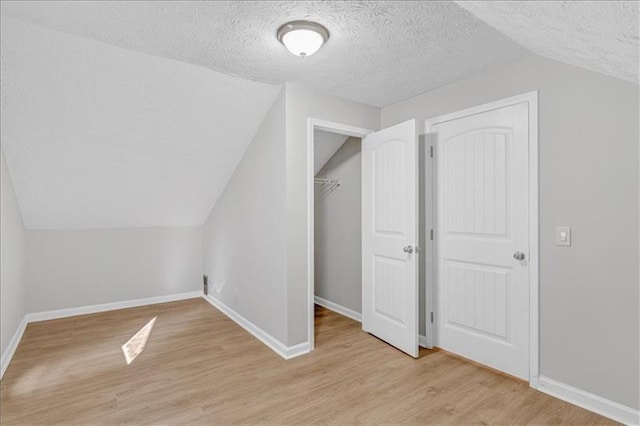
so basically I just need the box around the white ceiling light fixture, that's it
[277,20,329,58]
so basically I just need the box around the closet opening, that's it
[307,120,373,351]
[314,130,362,333]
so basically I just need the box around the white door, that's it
[362,119,419,358]
[431,101,530,379]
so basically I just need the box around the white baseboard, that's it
[1,291,203,379]
[26,291,202,323]
[285,341,311,359]
[419,334,428,348]
[202,294,309,360]
[1,316,28,379]
[314,296,362,322]
[5,294,637,425]
[537,376,639,425]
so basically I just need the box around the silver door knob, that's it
[513,251,526,261]
[403,246,414,254]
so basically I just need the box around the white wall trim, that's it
[424,91,538,126]
[3,291,310,379]
[307,118,374,353]
[418,334,428,348]
[425,90,540,384]
[285,342,311,359]
[0,316,28,379]
[527,92,540,385]
[537,376,640,425]
[314,296,362,322]
[202,294,309,360]
[26,291,202,323]
[7,292,635,425]
[1,291,202,379]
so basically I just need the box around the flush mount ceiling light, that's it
[277,20,330,57]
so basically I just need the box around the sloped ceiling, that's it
[456,1,639,83]
[314,131,350,176]
[0,17,280,229]
[1,1,635,230]
[0,1,528,107]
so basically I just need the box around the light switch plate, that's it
[556,226,571,246]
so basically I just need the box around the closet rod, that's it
[314,178,341,202]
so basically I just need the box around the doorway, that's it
[425,92,539,382]
[308,120,371,352]
[313,129,363,322]
[307,119,420,358]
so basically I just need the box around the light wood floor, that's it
[0,298,615,425]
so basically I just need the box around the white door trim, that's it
[307,118,374,352]
[425,91,539,385]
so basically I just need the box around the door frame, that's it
[306,118,374,352]
[424,91,539,386]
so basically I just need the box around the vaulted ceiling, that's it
[455,1,639,83]
[0,17,279,229]
[0,1,528,107]
[0,1,637,229]
[314,131,350,176]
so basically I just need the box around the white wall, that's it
[381,55,639,410]
[201,86,378,347]
[285,83,380,345]
[314,137,362,314]
[314,131,349,175]
[202,90,288,344]
[26,227,202,313]
[0,146,26,359]
[1,16,279,230]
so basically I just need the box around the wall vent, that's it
[203,275,208,295]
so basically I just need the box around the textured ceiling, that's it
[314,130,350,176]
[456,1,639,83]
[0,1,529,107]
[0,17,280,229]
[2,1,634,230]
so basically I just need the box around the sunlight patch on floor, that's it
[122,317,156,365]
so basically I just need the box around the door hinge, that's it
[430,229,434,240]
[430,312,434,323]
[430,146,434,158]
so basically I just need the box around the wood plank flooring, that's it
[0,298,615,425]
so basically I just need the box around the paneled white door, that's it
[431,102,530,379]
[362,119,418,358]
